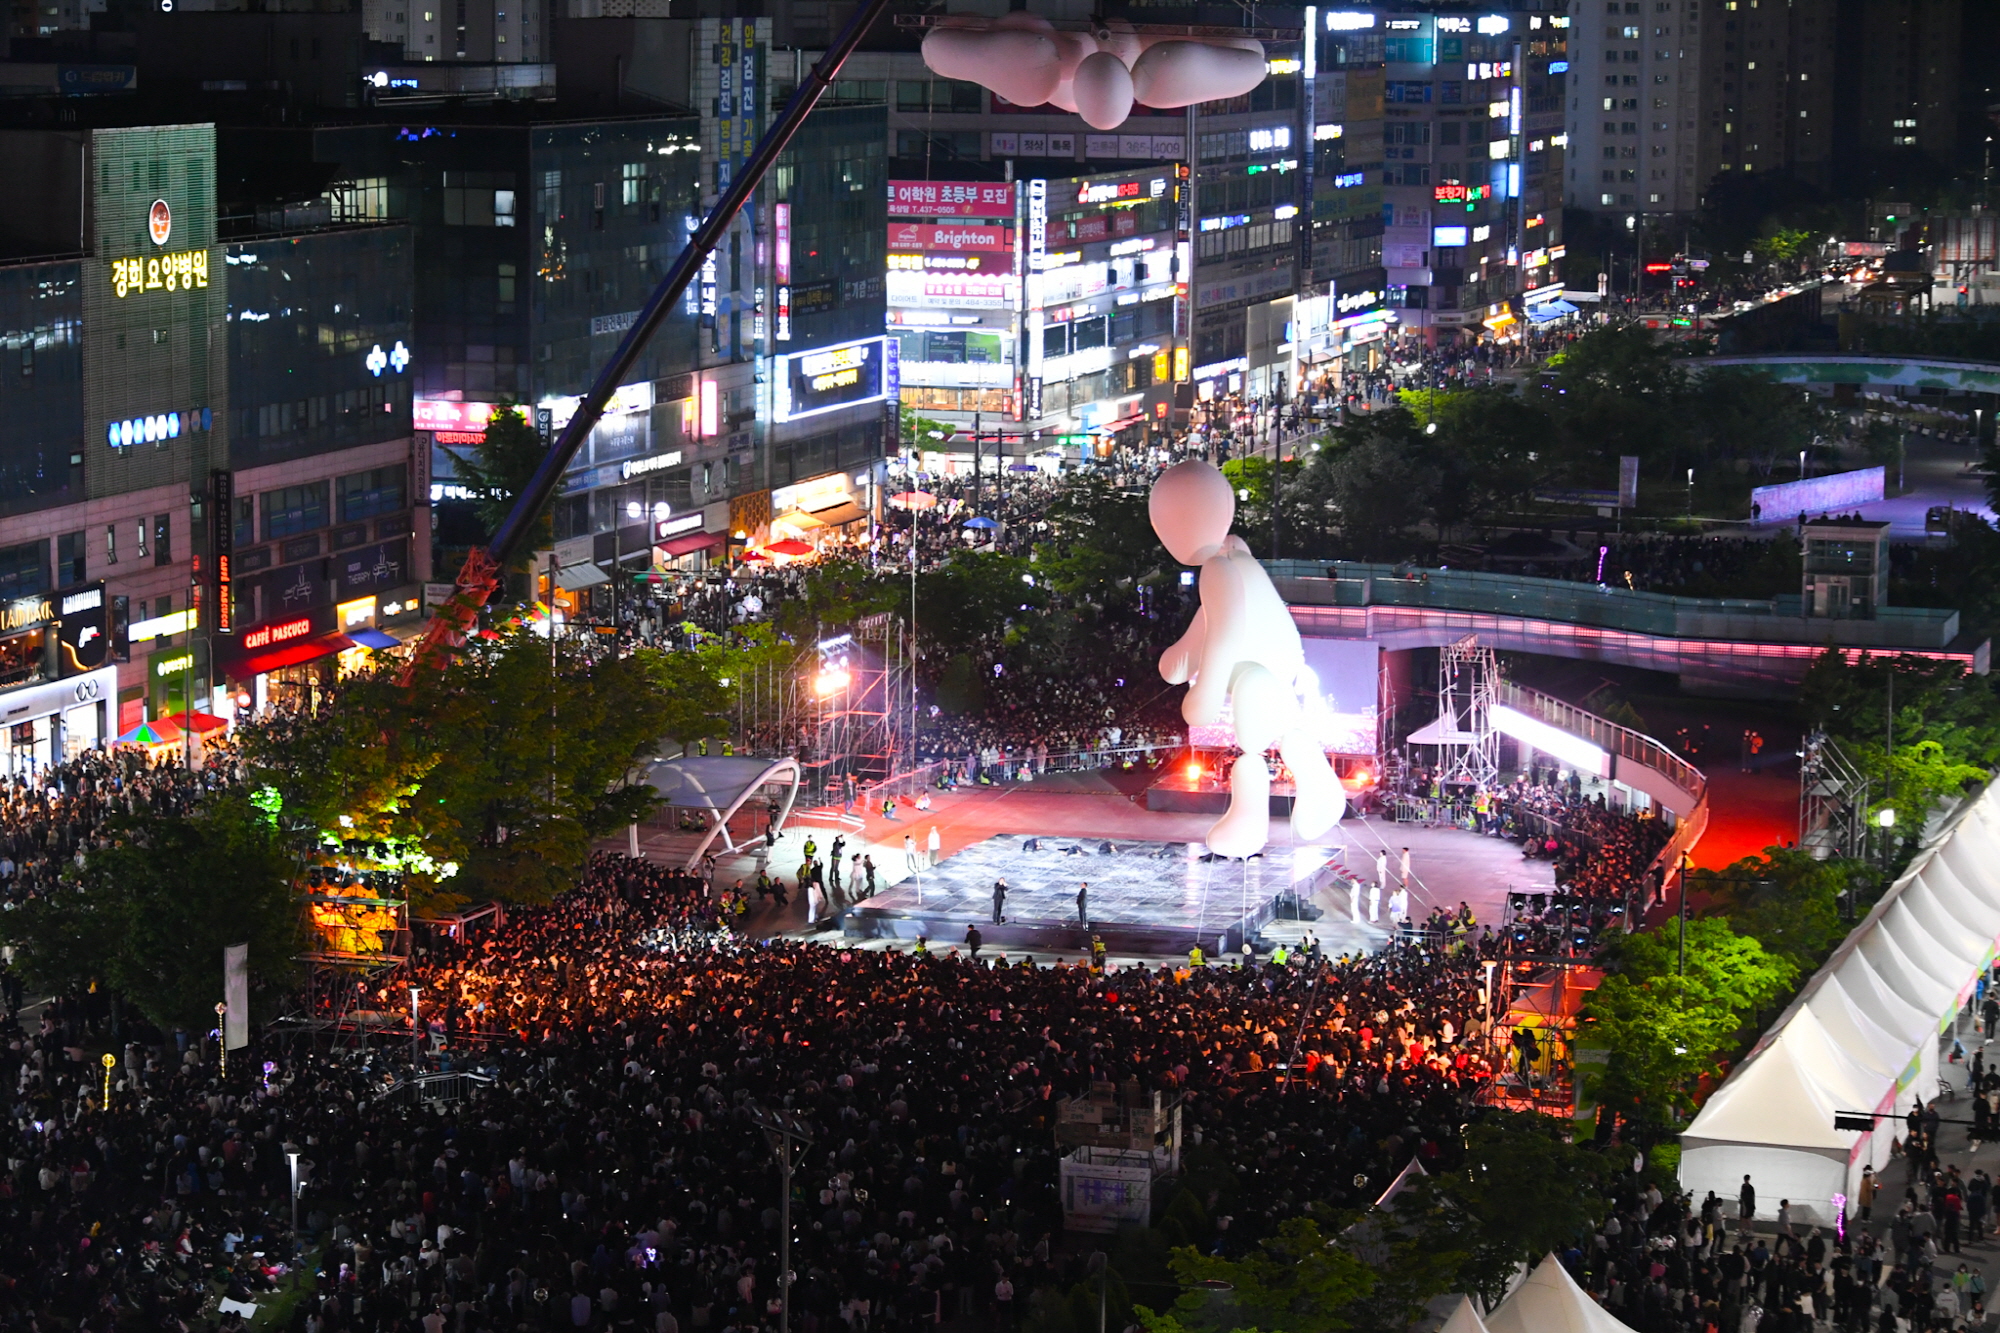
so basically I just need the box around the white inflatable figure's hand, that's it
[920,15,1062,108]
[921,19,1266,129]
[1159,605,1205,686]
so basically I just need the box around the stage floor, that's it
[841,835,1342,956]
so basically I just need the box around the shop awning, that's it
[778,500,866,529]
[554,563,611,590]
[1482,311,1518,330]
[228,633,354,679]
[660,530,725,557]
[347,628,401,649]
[1527,300,1580,323]
[805,499,866,527]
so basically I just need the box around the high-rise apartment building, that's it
[1563,0,1966,221]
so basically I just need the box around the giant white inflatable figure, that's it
[921,16,1267,132]
[1151,460,1345,858]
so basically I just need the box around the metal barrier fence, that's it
[376,1070,496,1105]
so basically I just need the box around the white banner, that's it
[223,943,249,1051]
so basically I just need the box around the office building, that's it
[0,120,423,767]
[1307,7,1566,348]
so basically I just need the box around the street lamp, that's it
[409,985,422,1063]
[747,1104,814,1333]
[286,1148,302,1248]
[1799,448,1808,480]
[1685,467,1694,517]
[215,1001,227,1078]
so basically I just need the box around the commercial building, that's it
[0,120,423,770]
[1314,8,1567,345]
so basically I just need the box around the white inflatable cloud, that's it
[921,16,1267,131]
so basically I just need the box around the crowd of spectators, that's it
[1567,1157,2000,1333]
[0,748,229,905]
[0,836,1519,1333]
[1389,767,1670,949]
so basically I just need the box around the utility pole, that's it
[1677,851,1690,975]
[748,1104,815,1333]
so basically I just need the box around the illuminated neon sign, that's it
[110,250,209,298]
[241,616,315,652]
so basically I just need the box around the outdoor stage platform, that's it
[838,835,1344,956]
[1142,769,1298,815]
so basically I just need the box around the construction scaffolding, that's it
[1800,729,1869,860]
[776,614,915,805]
[293,834,412,1047]
[1408,635,1501,790]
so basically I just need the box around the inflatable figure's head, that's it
[1149,460,1236,566]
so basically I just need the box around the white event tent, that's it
[1485,1254,1640,1333]
[1679,782,2000,1223]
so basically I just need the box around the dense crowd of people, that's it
[0,747,228,905]
[0,837,1518,1333]
[1571,1152,2000,1333]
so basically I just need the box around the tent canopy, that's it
[1486,1255,1638,1333]
[1681,782,2000,1223]
[643,756,798,812]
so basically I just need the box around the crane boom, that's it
[398,0,893,685]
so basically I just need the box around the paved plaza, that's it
[617,769,1557,958]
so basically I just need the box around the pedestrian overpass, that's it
[1698,353,2000,397]
[1271,561,1987,695]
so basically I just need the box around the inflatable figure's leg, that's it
[1279,726,1346,843]
[1205,662,1281,858]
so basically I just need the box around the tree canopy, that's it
[237,632,712,906]
[2,794,303,1032]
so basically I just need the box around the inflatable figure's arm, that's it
[1159,605,1205,686]
[1183,555,1249,726]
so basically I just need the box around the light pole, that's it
[1799,448,1808,481]
[1685,467,1694,517]
[286,1148,302,1247]
[747,1104,814,1333]
[1677,851,1691,976]
[215,1001,227,1078]
[409,985,422,1063]
[621,499,643,631]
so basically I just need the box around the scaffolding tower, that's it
[291,834,412,1049]
[1800,729,1869,861]
[1434,636,1501,790]
[798,614,915,804]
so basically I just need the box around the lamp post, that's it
[101,1052,114,1110]
[1677,851,1691,976]
[215,1001,227,1078]
[1799,448,1808,480]
[1685,467,1694,517]
[286,1148,302,1247]
[621,499,643,632]
[747,1104,814,1333]
[409,985,422,1064]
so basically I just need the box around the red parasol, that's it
[889,491,937,510]
[765,539,814,556]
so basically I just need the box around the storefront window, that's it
[0,630,45,689]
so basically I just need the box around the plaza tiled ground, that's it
[611,770,1557,959]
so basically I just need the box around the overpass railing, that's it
[1268,560,1961,650]
[1494,677,1710,926]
